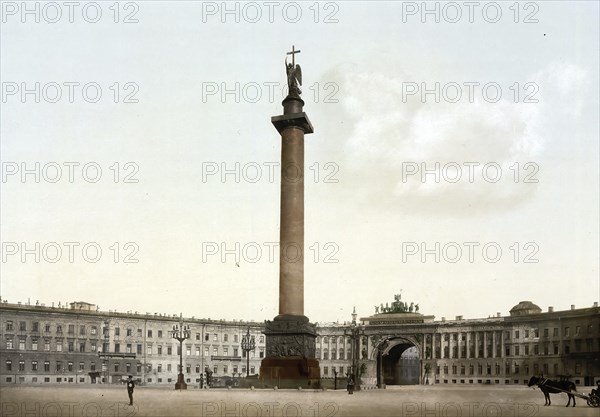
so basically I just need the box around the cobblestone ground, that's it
[1,385,598,417]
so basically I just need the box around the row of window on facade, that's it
[322,366,352,376]
[4,360,256,376]
[424,326,596,342]
[427,339,595,358]
[3,338,267,357]
[315,348,351,361]
[431,362,585,376]
[3,321,265,343]
[4,321,98,335]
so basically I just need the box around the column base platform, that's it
[259,357,320,388]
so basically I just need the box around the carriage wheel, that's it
[587,395,600,407]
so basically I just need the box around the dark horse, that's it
[528,376,577,407]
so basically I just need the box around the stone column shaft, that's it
[279,126,304,316]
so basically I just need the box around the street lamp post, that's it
[344,307,365,390]
[170,313,190,390]
[240,327,255,378]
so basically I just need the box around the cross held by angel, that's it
[285,45,302,97]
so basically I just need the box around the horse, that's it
[528,375,577,407]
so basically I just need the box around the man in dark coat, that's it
[126,375,135,405]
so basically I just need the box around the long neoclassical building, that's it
[0,298,598,387]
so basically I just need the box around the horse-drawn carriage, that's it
[528,375,600,407]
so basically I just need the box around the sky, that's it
[1,1,598,324]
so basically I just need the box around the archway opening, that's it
[381,342,420,385]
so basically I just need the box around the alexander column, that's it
[260,46,320,388]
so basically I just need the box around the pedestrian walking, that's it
[126,375,135,406]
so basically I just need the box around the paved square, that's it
[1,385,599,417]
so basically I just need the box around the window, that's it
[524,345,529,355]
[19,339,25,350]
[32,322,39,332]
[68,324,74,334]
[196,333,200,340]
[137,344,142,354]
[127,328,133,337]
[79,342,85,352]
[213,366,217,374]
[6,321,13,331]
[158,330,163,338]
[19,361,25,371]
[115,327,120,336]
[158,364,162,373]
[20,321,27,331]
[56,361,62,372]
[205,333,210,341]
[554,344,559,354]
[259,349,264,358]
[158,346,162,355]
[515,330,519,339]
[68,362,73,372]
[45,340,50,351]
[148,330,153,338]
[204,347,209,356]
[250,366,255,374]
[79,362,84,371]
[213,347,218,356]
[514,345,519,355]
[44,361,50,372]
[79,325,85,335]
[126,363,131,373]
[553,328,558,337]
[91,342,97,352]
[223,334,228,342]
[259,336,264,343]
[6,338,14,349]
[56,325,62,333]
[195,347,200,356]
[147,346,152,355]
[223,347,229,356]
[6,360,12,371]
[543,328,549,337]
[323,348,329,360]
[91,363,96,371]
[213,334,218,342]
[223,365,228,374]
[324,366,329,376]
[168,364,172,372]
[533,345,539,355]
[564,327,570,337]
[115,343,120,353]
[524,330,529,338]
[186,346,191,355]
[234,334,239,343]
[91,326,97,335]
[126,344,132,353]
[57,342,63,352]
[575,326,581,335]
[68,342,74,352]
[168,346,172,355]
[137,329,142,337]
[534,329,539,338]
[114,363,119,372]
[45,324,51,332]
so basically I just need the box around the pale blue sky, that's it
[1,1,598,322]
